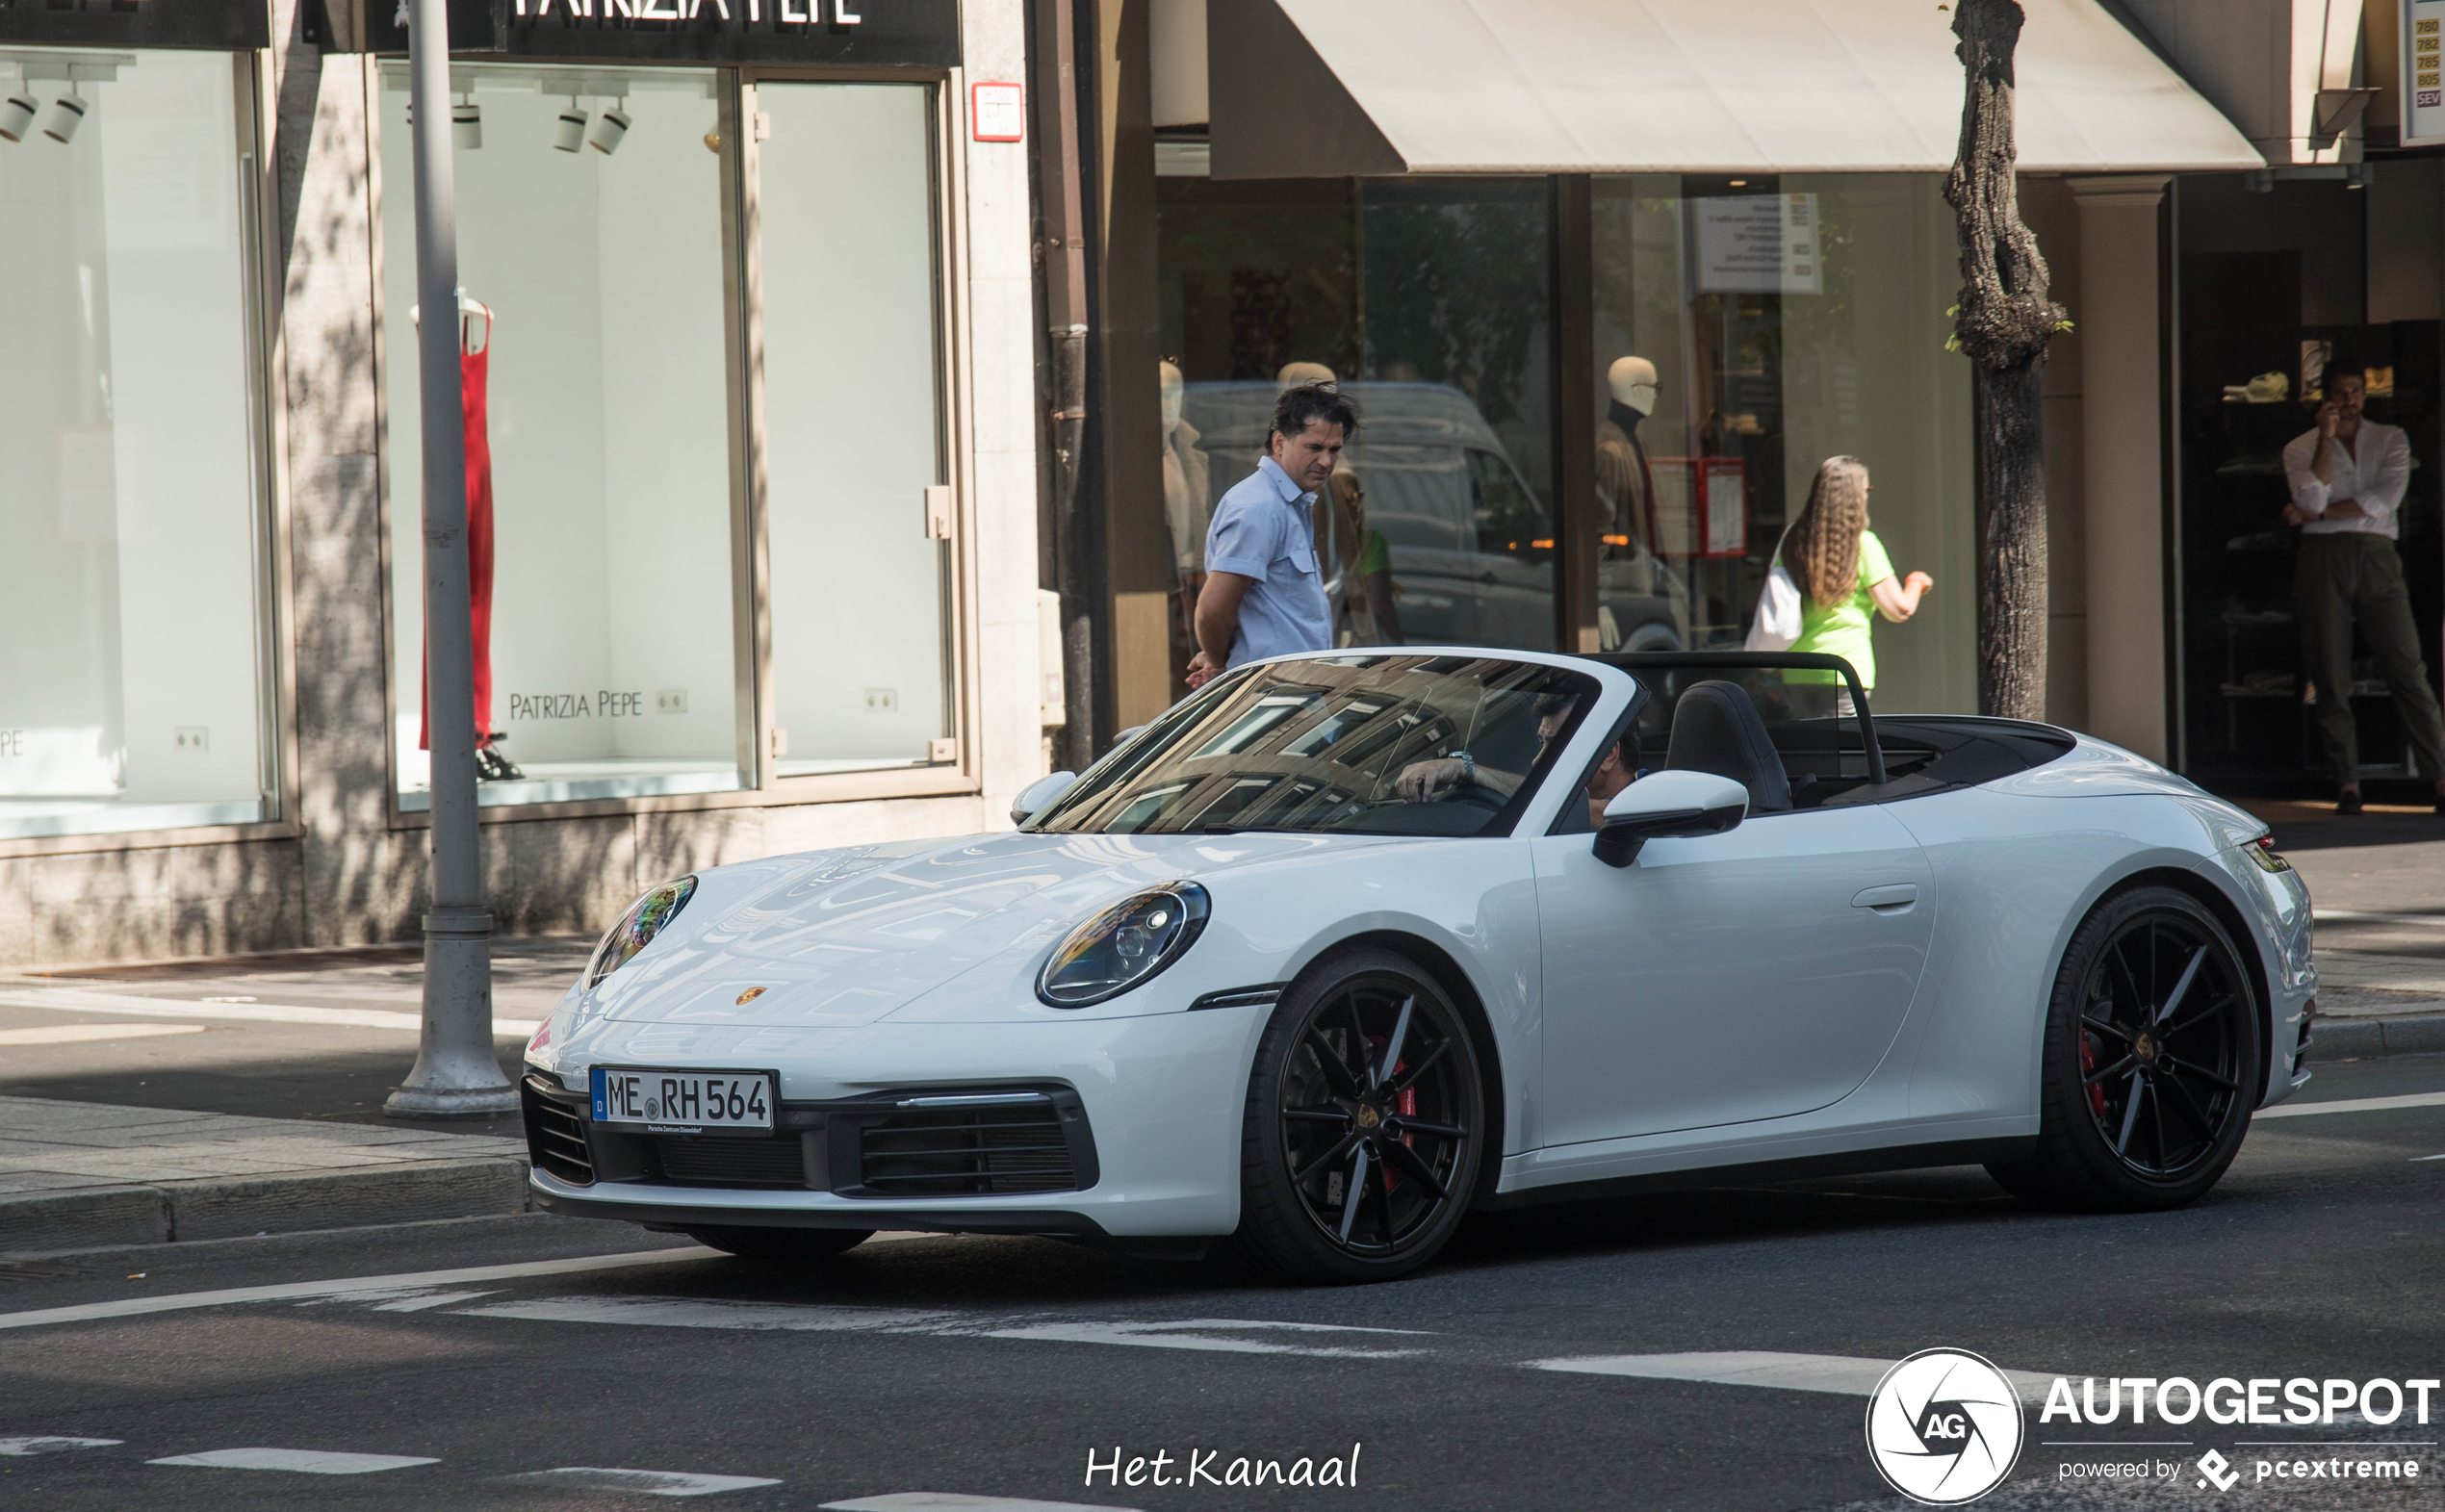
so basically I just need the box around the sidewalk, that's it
[2244,799,2445,1062]
[0,1095,528,1255]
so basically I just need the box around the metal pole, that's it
[387,0,515,1118]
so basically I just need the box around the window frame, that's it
[373,61,981,832]
[0,46,298,859]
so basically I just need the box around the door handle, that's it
[1851,884,1917,912]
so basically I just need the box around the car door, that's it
[1531,803,1935,1148]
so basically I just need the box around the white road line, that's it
[823,1497,1143,1512]
[2314,910,2445,925]
[369,1290,501,1313]
[0,1246,717,1333]
[981,1320,1430,1359]
[0,1436,121,1455]
[512,1467,782,1497]
[0,1023,206,1046]
[148,1447,439,1474]
[2256,1091,2445,1119]
[1526,1350,2068,1405]
[0,987,540,1038]
[460,1295,953,1332]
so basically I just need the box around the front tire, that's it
[1988,886,2260,1211]
[1232,948,1486,1283]
[683,1225,874,1263]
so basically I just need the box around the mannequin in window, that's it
[416,291,521,782]
[1274,361,1401,645]
[1160,361,1211,650]
[1594,355,1675,648]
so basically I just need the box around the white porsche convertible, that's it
[522,650,2315,1283]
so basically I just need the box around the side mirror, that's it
[1010,771,1079,827]
[1591,769,1747,868]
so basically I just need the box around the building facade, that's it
[1039,0,2445,800]
[0,0,1046,965]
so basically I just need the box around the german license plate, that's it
[590,1066,776,1136]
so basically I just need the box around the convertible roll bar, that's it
[1584,650,1888,788]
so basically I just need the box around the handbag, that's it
[1744,533,1803,652]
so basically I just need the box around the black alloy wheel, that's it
[1233,948,1485,1283]
[1988,886,2261,1211]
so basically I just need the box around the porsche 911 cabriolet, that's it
[521,650,2314,1282]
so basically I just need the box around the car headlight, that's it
[586,875,698,989]
[1037,882,1210,1008]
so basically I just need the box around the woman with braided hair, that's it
[1777,455,1934,714]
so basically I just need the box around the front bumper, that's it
[525,1007,1269,1238]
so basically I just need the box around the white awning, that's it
[1208,0,2265,178]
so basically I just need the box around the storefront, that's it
[0,0,1044,965]
[2170,162,2445,789]
[0,0,286,846]
[1045,0,2265,742]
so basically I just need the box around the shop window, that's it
[2173,170,2442,784]
[1153,171,1559,654]
[379,64,745,809]
[756,81,953,777]
[1588,174,1974,710]
[0,49,275,842]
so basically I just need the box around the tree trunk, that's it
[1944,0,2065,721]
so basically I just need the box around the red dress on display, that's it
[419,325,496,752]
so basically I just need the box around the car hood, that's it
[583,830,1383,1028]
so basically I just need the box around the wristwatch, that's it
[1452,751,1477,788]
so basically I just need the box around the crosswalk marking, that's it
[822,1497,1143,1512]
[1527,1350,2069,1404]
[147,1447,440,1474]
[0,1023,204,1046]
[0,985,542,1038]
[0,1436,120,1455]
[512,1467,782,1497]
[981,1319,1430,1359]
[0,1246,717,1333]
[461,1296,953,1332]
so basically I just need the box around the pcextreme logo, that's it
[1865,1348,2026,1505]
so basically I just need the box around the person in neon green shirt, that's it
[1778,455,1933,705]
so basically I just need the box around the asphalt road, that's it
[3,1057,2441,1512]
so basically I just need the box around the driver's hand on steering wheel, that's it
[1395,758,1466,804]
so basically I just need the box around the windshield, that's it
[1031,654,1607,838]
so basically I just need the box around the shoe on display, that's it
[475,737,526,782]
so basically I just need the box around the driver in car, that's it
[1392,696,1636,830]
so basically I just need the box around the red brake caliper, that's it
[2080,1035,2106,1117]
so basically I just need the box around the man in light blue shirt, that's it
[1187,383,1359,687]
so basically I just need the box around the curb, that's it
[0,1156,531,1254]
[2301,1013,2445,1063]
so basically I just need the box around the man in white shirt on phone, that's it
[2281,371,2445,814]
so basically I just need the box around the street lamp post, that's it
[386,0,517,1118]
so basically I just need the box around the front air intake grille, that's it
[856,1100,1078,1196]
[523,1076,595,1186]
[651,1134,810,1189]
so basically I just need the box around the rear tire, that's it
[683,1225,874,1263]
[1231,948,1486,1284]
[1987,886,2260,1212]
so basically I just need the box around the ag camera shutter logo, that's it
[1865,1348,2025,1504]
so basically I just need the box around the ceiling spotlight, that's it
[586,103,630,155]
[0,90,37,142]
[553,98,587,153]
[452,94,481,150]
[40,90,88,144]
